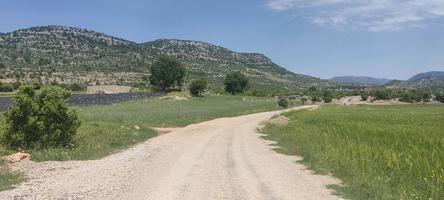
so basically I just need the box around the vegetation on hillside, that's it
[0,26,330,92]
[262,105,444,199]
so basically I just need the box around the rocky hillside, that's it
[385,71,444,91]
[0,25,330,90]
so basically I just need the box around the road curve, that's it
[1,105,341,200]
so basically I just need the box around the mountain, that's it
[408,71,444,82]
[0,25,331,91]
[384,71,444,91]
[330,76,391,85]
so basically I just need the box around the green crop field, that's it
[262,105,444,200]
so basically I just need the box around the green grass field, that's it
[262,104,444,199]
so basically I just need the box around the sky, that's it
[0,0,443,80]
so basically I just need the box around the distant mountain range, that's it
[385,71,444,91]
[408,71,444,82]
[0,25,331,91]
[331,71,444,91]
[0,25,442,92]
[330,76,392,86]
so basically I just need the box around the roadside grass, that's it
[262,104,444,200]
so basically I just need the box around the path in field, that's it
[0,105,341,200]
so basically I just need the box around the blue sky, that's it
[0,0,443,80]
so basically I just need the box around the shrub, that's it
[278,97,289,108]
[224,71,249,95]
[301,97,307,105]
[360,92,369,101]
[311,95,321,102]
[65,82,86,92]
[189,79,207,97]
[149,56,186,91]
[1,85,81,149]
[437,93,444,103]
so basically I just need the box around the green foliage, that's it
[149,56,186,91]
[322,90,333,103]
[311,95,321,102]
[437,93,444,103]
[300,97,307,105]
[189,79,207,97]
[360,91,369,101]
[64,82,86,92]
[2,85,81,149]
[263,105,444,199]
[278,97,289,108]
[224,71,249,95]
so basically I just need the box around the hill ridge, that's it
[0,25,330,90]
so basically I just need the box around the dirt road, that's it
[1,105,341,200]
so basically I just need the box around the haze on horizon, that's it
[1,0,443,80]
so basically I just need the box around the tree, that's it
[278,97,289,108]
[149,56,186,91]
[189,79,207,97]
[301,97,307,105]
[2,85,81,149]
[322,90,333,103]
[436,93,444,103]
[224,71,249,95]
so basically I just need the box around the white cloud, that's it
[266,0,444,32]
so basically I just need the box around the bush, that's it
[360,92,369,101]
[65,82,86,92]
[278,97,289,108]
[311,95,322,102]
[224,71,249,95]
[149,56,186,91]
[301,97,307,105]
[437,93,444,103]
[189,79,207,97]
[1,85,81,149]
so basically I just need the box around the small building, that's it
[87,85,132,94]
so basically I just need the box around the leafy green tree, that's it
[2,85,81,149]
[189,79,207,97]
[149,56,186,91]
[278,97,289,108]
[322,90,334,103]
[224,71,249,95]
[311,95,322,102]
